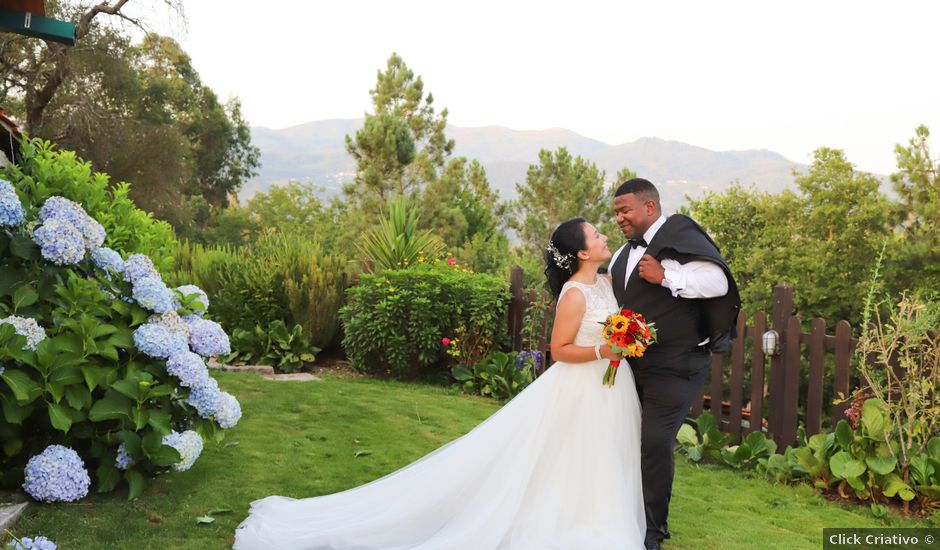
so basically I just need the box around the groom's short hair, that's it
[614,178,660,205]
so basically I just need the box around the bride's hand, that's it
[599,345,621,362]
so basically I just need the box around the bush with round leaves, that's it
[0,152,238,501]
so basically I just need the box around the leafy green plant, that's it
[3,138,177,271]
[0,155,236,499]
[451,351,532,401]
[720,430,778,469]
[341,263,508,379]
[224,320,319,373]
[356,197,445,271]
[676,412,734,463]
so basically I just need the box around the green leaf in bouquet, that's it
[81,365,111,391]
[64,384,92,411]
[50,365,84,386]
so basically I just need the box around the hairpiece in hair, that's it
[546,240,574,271]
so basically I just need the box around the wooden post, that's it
[806,318,827,436]
[508,266,525,351]
[780,315,802,448]
[831,320,853,427]
[728,310,746,437]
[767,284,794,443]
[746,310,767,435]
[709,352,724,423]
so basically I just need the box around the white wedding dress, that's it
[234,275,645,549]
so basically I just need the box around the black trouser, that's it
[632,353,710,546]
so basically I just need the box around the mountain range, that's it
[245,119,808,210]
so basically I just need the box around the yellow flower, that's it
[388,287,396,293]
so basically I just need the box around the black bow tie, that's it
[628,238,648,249]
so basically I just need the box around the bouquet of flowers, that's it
[599,309,657,386]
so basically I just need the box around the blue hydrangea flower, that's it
[0,179,25,227]
[175,284,209,315]
[37,196,86,225]
[123,254,160,284]
[187,377,222,418]
[187,318,230,358]
[0,315,47,351]
[114,443,132,471]
[166,350,209,389]
[216,391,242,429]
[0,364,4,376]
[132,277,175,314]
[92,247,124,274]
[6,535,57,550]
[22,445,90,502]
[32,218,85,265]
[80,217,106,250]
[133,323,188,359]
[149,311,190,342]
[161,430,203,472]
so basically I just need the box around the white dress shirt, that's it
[609,215,729,299]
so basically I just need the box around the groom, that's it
[608,178,740,550]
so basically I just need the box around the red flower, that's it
[442,337,451,346]
[611,332,629,347]
[625,334,635,344]
[628,321,640,333]
[447,258,457,266]
[622,309,633,316]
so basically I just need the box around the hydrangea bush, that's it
[0,143,239,502]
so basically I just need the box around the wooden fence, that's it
[507,266,861,450]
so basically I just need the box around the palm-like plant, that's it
[357,198,445,270]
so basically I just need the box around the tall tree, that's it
[891,125,940,296]
[685,148,893,325]
[509,147,609,256]
[344,53,454,215]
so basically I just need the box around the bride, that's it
[234,218,646,549]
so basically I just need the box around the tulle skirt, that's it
[233,358,645,550]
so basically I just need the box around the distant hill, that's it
[243,119,808,210]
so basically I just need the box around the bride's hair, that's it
[544,217,587,299]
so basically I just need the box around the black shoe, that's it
[644,542,661,550]
[663,530,671,540]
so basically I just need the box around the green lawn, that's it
[8,371,938,549]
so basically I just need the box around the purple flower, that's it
[187,376,222,418]
[187,318,230,358]
[132,276,175,314]
[216,391,242,429]
[123,254,160,284]
[133,323,188,359]
[161,430,203,472]
[166,350,210,388]
[22,445,90,502]
[32,218,85,265]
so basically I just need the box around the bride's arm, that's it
[550,289,620,363]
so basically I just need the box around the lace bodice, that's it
[557,276,620,347]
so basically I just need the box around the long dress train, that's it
[234,275,645,549]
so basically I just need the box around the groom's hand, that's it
[637,254,665,285]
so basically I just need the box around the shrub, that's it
[0,164,236,501]
[451,351,533,401]
[225,320,319,373]
[2,139,177,271]
[167,233,348,353]
[341,261,509,378]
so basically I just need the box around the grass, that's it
[8,371,938,549]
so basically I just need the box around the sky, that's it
[136,0,938,175]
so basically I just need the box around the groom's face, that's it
[614,193,656,239]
